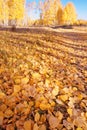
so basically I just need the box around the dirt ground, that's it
[0,28,87,130]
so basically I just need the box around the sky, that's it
[26,0,87,20]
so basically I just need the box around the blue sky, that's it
[61,0,87,20]
[26,0,87,20]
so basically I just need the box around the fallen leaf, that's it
[14,78,21,84]
[39,124,46,130]
[59,95,68,102]
[48,114,59,129]
[35,112,40,122]
[14,85,21,93]
[76,128,83,130]
[5,109,13,118]
[67,108,73,117]
[32,72,41,81]
[21,77,29,84]
[0,91,6,99]
[40,103,50,110]
[0,111,4,125]
[33,123,39,130]
[0,104,7,112]
[6,124,14,130]
[52,86,59,96]
[24,120,32,130]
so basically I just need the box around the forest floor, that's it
[0,28,87,130]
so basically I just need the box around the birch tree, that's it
[57,5,63,25]
[63,2,77,25]
[39,0,61,25]
[7,0,25,26]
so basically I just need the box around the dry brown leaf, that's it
[38,124,46,130]
[24,120,32,130]
[0,111,4,126]
[40,114,46,123]
[33,123,39,130]
[28,85,36,98]
[48,114,59,129]
[55,111,63,122]
[35,112,40,122]
[0,91,6,99]
[4,109,13,118]
[14,85,21,93]
[6,124,14,130]
[0,104,7,112]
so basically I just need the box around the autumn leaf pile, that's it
[0,29,87,130]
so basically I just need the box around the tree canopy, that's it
[0,0,77,26]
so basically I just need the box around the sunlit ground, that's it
[0,28,87,130]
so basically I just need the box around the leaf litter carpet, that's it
[0,29,87,130]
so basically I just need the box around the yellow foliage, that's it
[0,0,25,25]
[57,5,64,25]
[7,0,25,20]
[0,0,4,20]
[41,0,62,25]
[63,2,77,24]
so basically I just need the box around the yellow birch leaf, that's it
[14,78,21,84]
[76,128,83,130]
[59,95,68,102]
[14,85,21,93]
[67,108,72,116]
[21,77,29,84]
[52,86,59,96]
[32,72,41,81]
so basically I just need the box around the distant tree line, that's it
[0,0,86,27]
[38,0,77,25]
